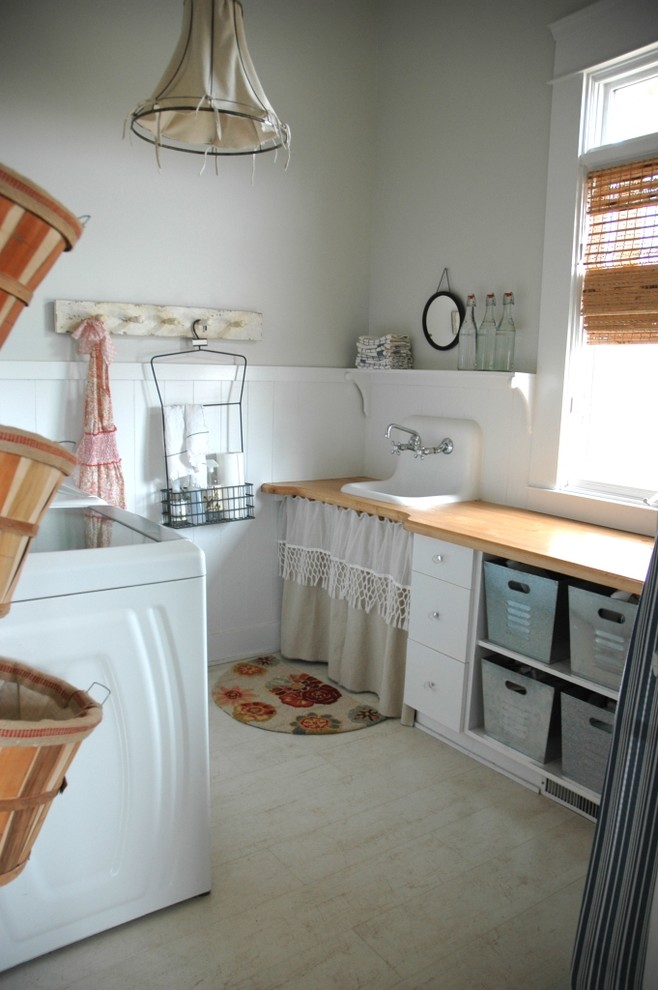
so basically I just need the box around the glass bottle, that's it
[476,293,497,371]
[457,294,477,370]
[494,291,516,371]
[169,488,190,525]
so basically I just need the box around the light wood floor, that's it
[3,664,593,989]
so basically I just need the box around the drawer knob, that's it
[430,610,440,620]
[432,554,444,563]
[424,680,436,690]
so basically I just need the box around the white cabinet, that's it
[404,645,469,732]
[411,536,475,588]
[405,537,630,819]
[408,573,471,660]
[403,536,475,733]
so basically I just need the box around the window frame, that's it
[528,3,658,537]
[585,48,658,151]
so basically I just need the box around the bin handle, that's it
[597,607,625,625]
[508,580,531,594]
[589,717,613,735]
[505,680,527,695]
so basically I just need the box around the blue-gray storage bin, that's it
[483,561,570,663]
[569,587,638,691]
[561,692,615,793]
[481,655,561,764]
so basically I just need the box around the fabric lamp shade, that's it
[129,0,290,159]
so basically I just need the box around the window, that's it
[530,5,658,534]
[559,59,658,504]
[584,50,658,151]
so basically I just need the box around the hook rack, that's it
[191,319,210,343]
[54,299,262,340]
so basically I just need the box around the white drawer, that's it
[404,642,467,732]
[412,535,474,588]
[409,572,471,658]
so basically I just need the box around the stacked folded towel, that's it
[355,334,413,369]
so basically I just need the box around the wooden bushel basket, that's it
[0,657,103,886]
[0,162,83,350]
[0,425,77,617]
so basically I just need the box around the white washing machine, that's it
[0,486,211,972]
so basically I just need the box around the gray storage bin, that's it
[483,561,569,663]
[561,692,615,793]
[569,586,638,691]
[481,655,561,764]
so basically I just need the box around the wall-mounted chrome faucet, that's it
[385,423,453,459]
[385,423,422,454]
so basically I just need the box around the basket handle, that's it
[87,682,111,705]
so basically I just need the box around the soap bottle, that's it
[494,291,516,371]
[457,294,477,370]
[477,293,497,371]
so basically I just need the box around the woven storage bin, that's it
[569,586,638,691]
[561,692,615,794]
[0,425,77,617]
[483,560,570,663]
[0,657,102,886]
[481,655,561,764]
[0,162,83,349]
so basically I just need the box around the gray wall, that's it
[370,0,587,371]
[0,0,587,370]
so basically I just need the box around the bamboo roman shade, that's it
[581,156,658,344]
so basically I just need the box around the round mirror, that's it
[422,291,464,351]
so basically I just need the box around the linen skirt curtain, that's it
[278,497,413,720]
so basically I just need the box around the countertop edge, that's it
[261,479,654,594]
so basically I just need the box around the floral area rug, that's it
[212,655,386,734]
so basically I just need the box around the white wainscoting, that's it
[0,361,365,662]
[0,362,535,661]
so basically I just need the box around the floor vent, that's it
[542,778,599,821]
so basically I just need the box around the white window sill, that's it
[526,485,656,538]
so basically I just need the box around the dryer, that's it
[0,492,211,972]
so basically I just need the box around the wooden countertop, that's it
[261,478,654,594]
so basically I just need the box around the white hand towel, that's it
[163,405,188,482]
[184,404,209,488]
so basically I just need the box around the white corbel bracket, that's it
[344,370,371,415]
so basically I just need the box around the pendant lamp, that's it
[129,0,290,162]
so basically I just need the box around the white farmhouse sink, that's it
[341,415,481,508]
[340,479,466,508]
